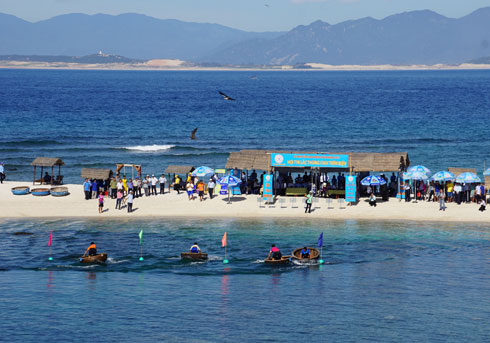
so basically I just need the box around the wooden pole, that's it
[51,166,54,185]
[33,166,36,185]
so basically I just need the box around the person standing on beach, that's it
[174,175,181,194]
[127,191,134,213]
[439,188,446,211]
[159,174,167,194]
[0,162,5,183]
[197,181,205,201]
[151,175,158,195]
[109,177,117,199]
[305,191,313,213]
[404,182,411,202]
[83,178,91,200]
[98,192,104,214]
[207,178,215,199]
[115,189,123,210]
[186,181,194,200]
[91,179,98,199]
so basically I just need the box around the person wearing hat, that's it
[207,178,215,199]
[151,174,158,195]
[305,191,313,213]
[0,162,5,183]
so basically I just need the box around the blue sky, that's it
[2,0,490,31]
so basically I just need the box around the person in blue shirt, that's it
[91,179,98,199]
[83,178,91,200]
[190,242,201,253]
[300,247,310,258]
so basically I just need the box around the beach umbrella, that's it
[456,172,481,184]
[431,171,455,182]
[218,175,242,204]
[360,175,387,186]
[191,166,214,177]
[403,171,429,181]
[483,168,490,176]
[407,165,432,177]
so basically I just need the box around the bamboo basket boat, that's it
[181,252,208,261]
[291,247,320,262]
[264,255,291,265]
[79,253,108,263]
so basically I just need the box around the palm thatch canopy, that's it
[448,167,477,175]
[81,168,112,180]
[485,176,490,185]
[164,165,194,174]
[31,157,64,167]
[226,150,408,173]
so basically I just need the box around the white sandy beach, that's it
[1,181,488,223]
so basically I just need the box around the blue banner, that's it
[219,183,228,195]
[262,174,273,200]
[345,175,357,202]
[271,153,349,168]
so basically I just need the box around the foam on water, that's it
[122,144,176,152]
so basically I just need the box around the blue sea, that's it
[1,218,490,342]
[1,70,490,342]
[1,69,490,183]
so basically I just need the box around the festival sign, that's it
[345,175,357,202]
[262,174,273,201]
[271,153,349,168]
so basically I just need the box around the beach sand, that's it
[1,181,488,223]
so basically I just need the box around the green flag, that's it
[139,230,143,245]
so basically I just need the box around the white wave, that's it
[124,144,175,152]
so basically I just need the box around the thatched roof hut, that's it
[448,167,477,176]
[164,165,194,174]
[226,150,408,173]
[31,157,64,185]
[81,168,112,180]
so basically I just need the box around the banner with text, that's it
[271,153,349,168]
[262,174,273,201]
[345,175,357,203]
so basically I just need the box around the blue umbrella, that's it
[403,170,430,181]
[360,175,387,186]
[218,175,242,203]
[407,165,432,177]
[431,171,455,182]
[483,168,490,176]
[191,166,214,177]
[456,172,481,184]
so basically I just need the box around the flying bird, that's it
[219,91,235,101]
[191,127,198,140]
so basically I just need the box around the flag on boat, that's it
[139,230,143,245]
[222,232,227,247]
[318,232,323,248]
[48,231,52,247]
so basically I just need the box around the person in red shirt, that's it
[268,244,282,260]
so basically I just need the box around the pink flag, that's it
[48,231,52,247]
[221,232,227,248]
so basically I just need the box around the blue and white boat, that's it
[31,188,51,196]
[11,186,30,195]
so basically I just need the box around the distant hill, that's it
[0,12,282,61]
[206,7,490,65]
[0,52,143,64]
[468,56,490,64]
[1,8,490,65]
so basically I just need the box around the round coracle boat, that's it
[79,253,108,263]
[291,247,320,262]
[51,186,69,197]
[264,255,291,265]
[181,252,208,261]
[11,186,30,195]
[31,188,51,196]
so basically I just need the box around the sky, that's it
[2,0,490,32]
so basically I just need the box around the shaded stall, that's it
[448,167,477,176]
[81,168,112,180]
[226,150,409,196]
[164,165,194,192]
[32,157,64,185]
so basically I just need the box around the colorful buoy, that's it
[319,259,324,264]
[223,259,229,264]
[139,257,144,261]
[48,257,53,261]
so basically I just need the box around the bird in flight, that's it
[191,127,198,140]
[219,91,235,101]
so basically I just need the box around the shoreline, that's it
[1,61,490,72]
[1,181,488,224]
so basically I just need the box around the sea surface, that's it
[0,218,489,342]
[1,69,490,183]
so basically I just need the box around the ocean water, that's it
[0,218,489,342]
[1,69,490,183]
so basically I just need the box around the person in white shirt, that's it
[207,179,216,199]
[151,175,158,195]
[159,174,167,194]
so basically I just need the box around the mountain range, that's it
[1,8,490,65]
